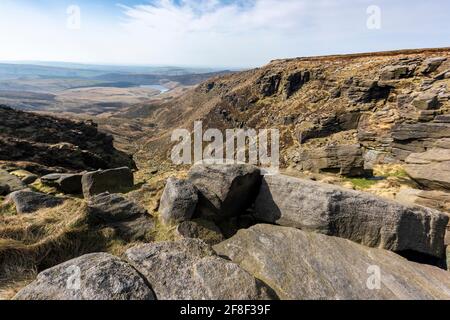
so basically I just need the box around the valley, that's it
[1,48,450,300]
[0,62,231,114]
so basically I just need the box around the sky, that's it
[0,0,449,68]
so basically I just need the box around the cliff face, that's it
[0,106,136,173]
[131,48,450,178]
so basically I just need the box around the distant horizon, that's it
[2,46,450,71]
[0,59,236,71]
[1,1,449,68]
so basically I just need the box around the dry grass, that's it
[0,200,93,291]
[0,178,167,299]
[29,179,59,195]
[0,199,86,244]
[0,199,117,299]
[0,202,16,217]
[0,276,35,300]
[150,212,179,243]
[373,164,408,178]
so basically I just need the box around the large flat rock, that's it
[214,224,450,300]
[14,253,155,300]
[254,174,448,258]
[125,238,277,300]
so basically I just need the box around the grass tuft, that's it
[0,202,17,217]
[0,199,111,298]
[346,177,379,190]
[373,164,408,178]
[150,212,178,242]
[29,179,59,195]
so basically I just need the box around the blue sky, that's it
[0,0,449,68]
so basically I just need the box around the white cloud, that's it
[0,0,448,67]
[117,0,371,66]
[121,0,308,34]
[118,0,323,66]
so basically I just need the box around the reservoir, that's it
[140,84,170,93]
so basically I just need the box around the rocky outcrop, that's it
[0,169,26,195]
[125,239,277,300]
[380,65,415,80]
[296,113,361,144]
[412,93,440,110]
[254,174,448,258]
[296,144,365,176]
[5,190,65,214]
[134,49,450,176]
[391,122,450,160]
[13,253,155,300]
[396,189,450,214]
[0,105,136,172]
[159,177,198,224]
[283,70,310,98]
[420,57,447,74]
[214,224,450,300]
[392,122,450,141]
[404,148,450,191]
[81,167,134,198]
[344,78,392,103]
[255,69,311,99]
[188,164,261,221]
[41,173,83,194]
[257,73,282,97]
[396,188,450,246]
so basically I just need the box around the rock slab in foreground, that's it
[214,224,450,300]
[13,253,155,300]
[159,177,198,224]
[254,174,448,258]
[188,164,261,220]
[125,238,277,300]
[82,167,134,198]
[5,190,65,214]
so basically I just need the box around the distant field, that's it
[0,62,230,114]
[53,86,163,115]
